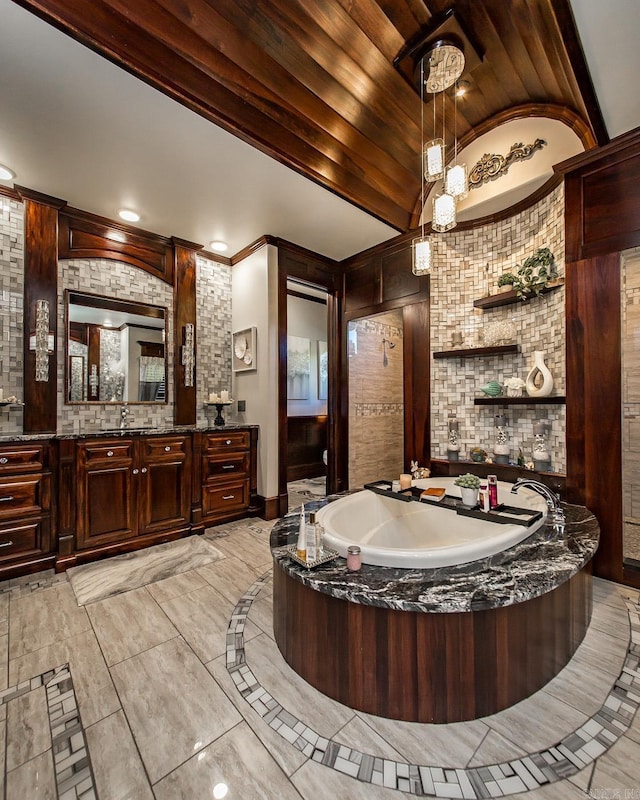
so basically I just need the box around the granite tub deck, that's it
[271,495,600,723]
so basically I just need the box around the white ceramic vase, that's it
[525,350,554,398]
[460,487,478,506]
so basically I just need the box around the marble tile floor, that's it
[0,516,638,799]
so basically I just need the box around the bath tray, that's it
[363,481,543,526]
[284,544,340,569]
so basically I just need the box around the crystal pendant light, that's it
[412,235,432,275]
[432,192,457,232]
[424,138,444,182]
[444,162,468,200]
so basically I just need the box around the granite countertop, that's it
[270,494,599,613]
[0,424,258,443]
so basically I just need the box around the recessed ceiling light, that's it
[455,80,471,97]
[117,208,140,223]
[0,164,16,181]
[210,240,228,253]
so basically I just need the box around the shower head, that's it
[382,337,395,366]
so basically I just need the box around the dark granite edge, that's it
[270,495,600,613]
[0,423,259,442]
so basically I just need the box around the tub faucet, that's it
[511,478,565,529]
[120,403,129,430]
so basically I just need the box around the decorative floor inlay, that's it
[227,572,640,797]
[0,570,68,597]
[1,664,96,799]
[286,477,326,498]
[68,536,225,605]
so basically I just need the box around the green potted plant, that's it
[454,472,481,506]
[497,272,518,293]
[514,247,557,300]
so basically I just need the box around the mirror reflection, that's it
[65,290,167,403]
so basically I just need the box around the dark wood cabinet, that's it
[0,441,55,578]
[200,430,252,525]
[76,434,191,551]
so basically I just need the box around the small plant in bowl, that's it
[497,272,518,293]
[454,473,481,490]
[515,247,558,300]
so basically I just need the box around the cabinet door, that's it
[76,441,137,549]
[137,436,191,536]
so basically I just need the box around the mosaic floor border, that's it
[1,663,96,799]
[227,571,640,798]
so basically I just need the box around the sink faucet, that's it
[511,478,565,530]
[120,403,129,431]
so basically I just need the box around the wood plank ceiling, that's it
[14,0,607,233]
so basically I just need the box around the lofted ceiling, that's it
[1,1,638,259]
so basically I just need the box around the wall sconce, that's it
[181,323,195,387]
[34,299,52,382]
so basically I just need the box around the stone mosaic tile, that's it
[1,663,96,799]
[0,197,24,436]
[430,185,567,473]
[227,572,640,798]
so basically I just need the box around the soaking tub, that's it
[316,478,548,568]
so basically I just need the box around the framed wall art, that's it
[232,327,257,372]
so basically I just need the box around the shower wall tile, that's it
[0,197,24,435]
[348,310,404,487]
[430,184,566,472]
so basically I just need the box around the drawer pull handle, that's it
[132,468,139,475]
[164,446,171,452]
[0,496,14,502]
[222,465,235,470]
[0,458,8,464]
[0,541,13,548]
[141,467,147,473]
[225,440,232,445]
[222,494,235,500]
[107,450,114,457]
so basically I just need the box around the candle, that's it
[209,392,218,403]
[0,388,3,401]
[399,473,412,490]
[221,390,229,402]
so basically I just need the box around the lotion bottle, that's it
[296,504,306,561]
[306,511,317,562]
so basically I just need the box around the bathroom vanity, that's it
[271,495,599,723]
[0,425,258,578]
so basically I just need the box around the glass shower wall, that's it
[622,247,640,566]
[347,309,404,488]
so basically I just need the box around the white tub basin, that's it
[316,478,548,568]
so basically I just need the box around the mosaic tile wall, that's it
[58,258,175,432]
[348,310,405,487]
[0,197,24,435]
[196,255,233,426]
[431,184,566,473]
[621,247,640,563]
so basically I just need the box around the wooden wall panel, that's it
[21,195,61,433]
[172,240,199,425]
[286,415,327,482]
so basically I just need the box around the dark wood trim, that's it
[59,208,175,284]
[22,197,59,433]
[273,562,591,723]
[173,242,197,425]
[15,185,66,209]
[199,249,232,266]
[287,288,327,305]
[230,235,278,265]
[262,496,282,521]
[0,184,21,202]
[403,301,430,473]
[566,254,622,582]
[433,344,519,359]
[472,279,564,309]
[430,459,566,496]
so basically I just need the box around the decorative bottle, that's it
[532,421,551,471]
[306,511,317,562]
[447,417,460,461]
[525,351,554,398]
[493,414,510,465]
[296,504,306,561]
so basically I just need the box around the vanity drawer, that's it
[143,436,189,461]
[80,441,133,464]
[205,431,250,453]
[0,474,50,518]
[0,445,45,474]
[0,518,51,561]
[202,480,249,516]
[203,452,250,481]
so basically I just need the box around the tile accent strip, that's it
[1,663,96,799]
[227,573,640,798]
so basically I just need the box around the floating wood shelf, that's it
[474,395,566,405]
[473,279,564,310]
[433,344,519,359]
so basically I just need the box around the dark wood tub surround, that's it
[271,498,598,723]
